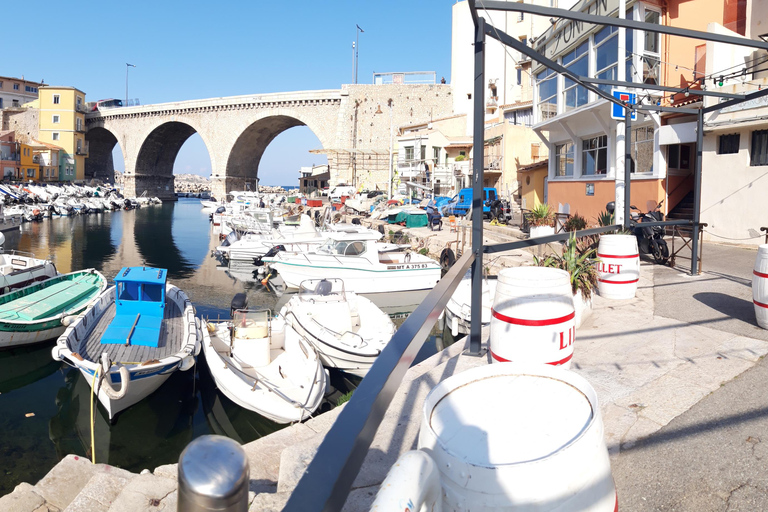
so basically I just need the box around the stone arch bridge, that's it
[85,85,453,200]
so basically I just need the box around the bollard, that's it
[178,435,249,512]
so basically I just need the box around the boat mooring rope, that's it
[90,366,99,464]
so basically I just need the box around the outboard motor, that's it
[230,293,248,318]
[253,245,285,267]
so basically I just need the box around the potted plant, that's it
[535,233,599,328]
[529,203,555,238]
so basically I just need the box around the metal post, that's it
[125,63,135,107]
[355,25,364,85]
[690,108,704,275]
[469,16,486,357]
[624,107,632,230]
[388,100,394,198]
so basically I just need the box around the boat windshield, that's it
[232,309,270,340]
[298,278,346,301]
[317,239,366,256]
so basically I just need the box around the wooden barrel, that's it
[418,363,617,511]
[752,245,768,329]
[490,267,575,368]
[597,234,639,299]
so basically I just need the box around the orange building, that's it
[530,0,750,224]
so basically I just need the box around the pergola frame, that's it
[466,0,768,355]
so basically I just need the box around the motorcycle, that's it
[630,201,669,264]
[488,198,513,224]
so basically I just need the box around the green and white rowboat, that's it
[0,269,107,349]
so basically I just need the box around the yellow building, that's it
[18,143,39,181]
[31,140,61,182]
[29,86,88,182]
[518,159,549,211]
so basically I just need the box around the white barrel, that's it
[752,244,768,329]
[490,267,575,368]
[418,363,617,511]
[597,234,639,299]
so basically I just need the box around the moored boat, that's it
[201,294,326,424]
[262,231,442,293]
[281,278,396,376]
[52,266,201,420]
[0,269,106,349]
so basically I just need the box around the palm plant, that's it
[529,203,555,227]
[535,233,599,299]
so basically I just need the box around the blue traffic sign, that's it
[611,90,638,121]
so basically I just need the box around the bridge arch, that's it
[85,126,124,184]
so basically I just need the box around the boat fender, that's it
[179,355,196,372]
[98,353,130,401]
[440,248,456,269]
[2,287,9,295]
[61,315,78,327]
[51,345,63,362]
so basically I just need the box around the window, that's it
[582,135,608,175]
[751,130,768,166]
[517,67,522,86]
[26,169,34,177]
[76,96,82,107]
[76,118,82,131]
[594,26,618,93]
[433,147,440,165]
[13,84,19,90]
[718,134,740,154]
[562,41,589,111]
[404,146,414,161]
[420,145,426,162]
[537,68,557,119]
[52,115,60,124]
[25,86,37,93]
[52,133,59,141]
[667,144,691,170]
[642,9,661,85]
[53,95,60,104]
[555,142,575,177]
[630,126,654,173]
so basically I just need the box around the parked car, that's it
[441,188,498,218]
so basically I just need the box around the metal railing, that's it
[284,249,475,511]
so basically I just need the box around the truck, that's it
[441,187,498,218]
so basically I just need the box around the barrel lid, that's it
[429,374,592,465]
[178,435,249,501]
[498,266,569,287]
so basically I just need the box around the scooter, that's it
[630,201,669,264]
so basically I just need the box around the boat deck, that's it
[0,273,102,322]
[79,300,184,364]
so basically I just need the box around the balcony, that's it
[397,161,429,179]
[75,124,86,133]
[76,142,89,156]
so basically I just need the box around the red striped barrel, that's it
[752,245,768,329]
[596,234,639,300]
[490,267,575,368]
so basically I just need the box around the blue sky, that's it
[4,0,455,185]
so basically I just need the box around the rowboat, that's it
[263,231,442,293]
[201,294,327,424]
[281,279,396,376]
[52,266,201,420]
[0,269,106,349]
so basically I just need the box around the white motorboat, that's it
[201,295,327,424]
[263,231,442,293]
[52,266,202,420]
[281,279,396,377]
[0,233,58,294]
[443,269,497,336]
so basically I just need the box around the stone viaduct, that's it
[85,84,454,200]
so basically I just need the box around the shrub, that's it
[564,213,587,232]
[534,233,599,299]
[419,248,429,255]
[529,203,555,227]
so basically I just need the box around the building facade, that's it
[0,130,20,179]
[0,76,43,110]
[28,86,88,182]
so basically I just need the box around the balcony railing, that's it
[0,154,19,162]
[76,103,89,113]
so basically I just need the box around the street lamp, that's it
[355,25,364,84]
[125,63,136,106]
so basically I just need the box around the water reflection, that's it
[0,198,455,494]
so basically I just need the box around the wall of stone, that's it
[127,174,176,201]
[1,108,39,143]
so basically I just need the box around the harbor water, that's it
[0,198,452,494]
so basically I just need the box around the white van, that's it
[329,185,356,202]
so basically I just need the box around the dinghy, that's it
[52,266,201,420]
[201,294,326,424]
[0,233,58,296]
[0,269,106,348]
[281,279,396,376]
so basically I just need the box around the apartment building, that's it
[0,76,43,110]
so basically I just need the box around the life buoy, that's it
[440,248,456,269]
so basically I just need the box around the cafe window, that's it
[642,8,661,85]
[562,41,589,112]
[750,130,768,166]
[537,67,557,120]
[718,133,740,155]
[594,26,618,93]
[630,126,654,174]
[667,144,691,170]
[582,135,608,175]
[555,142,574,177]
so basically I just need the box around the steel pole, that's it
[388,100,394,197]
[690,108,704,275]
[469,16,486,357]
[624,108,632,230]
[125,65,129,107]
